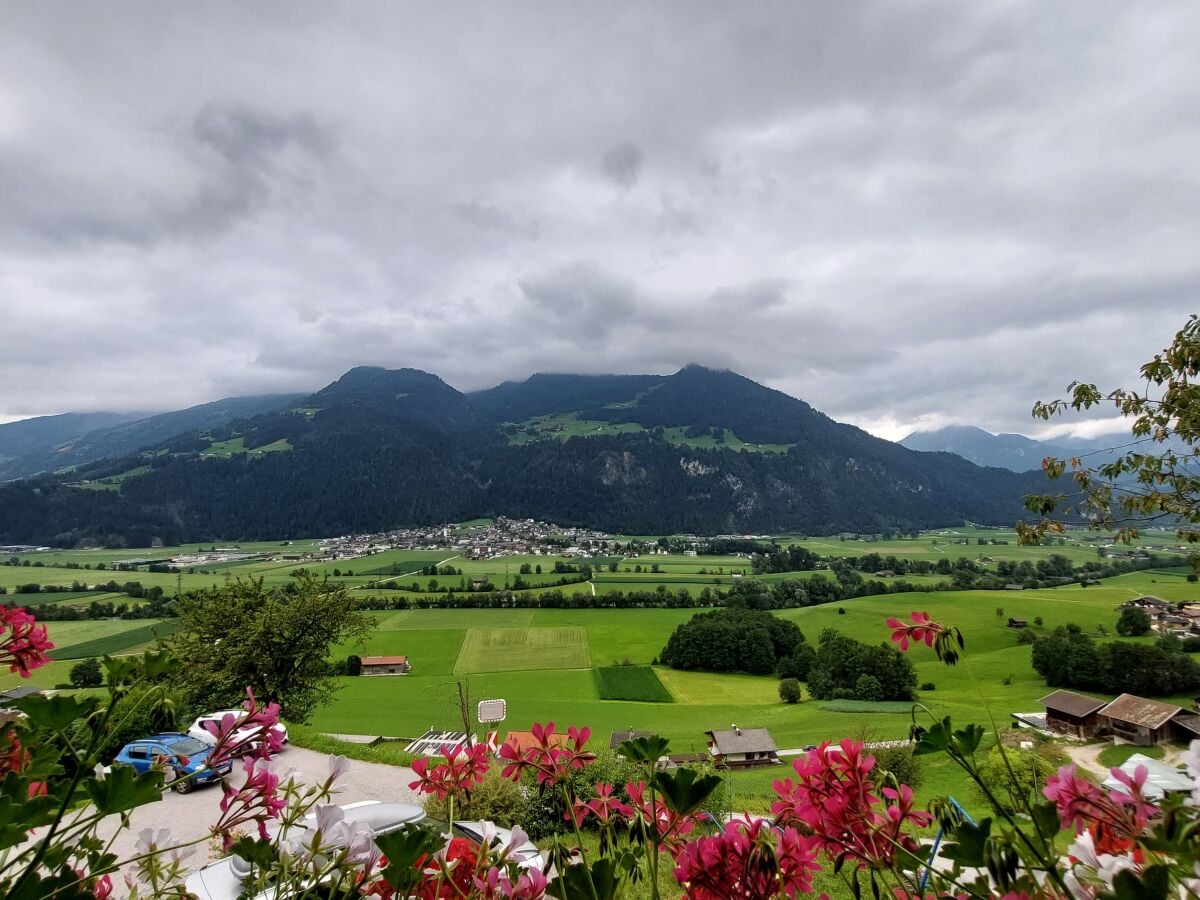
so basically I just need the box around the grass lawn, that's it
[454,626,590,674]
[1097,743,1166,768]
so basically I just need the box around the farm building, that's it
[1007,618,1028,629]
[1038,690,1106,738]
[705,726,781,768]
[1097,694,1182,747]
[1102,755,1195,800]
[360,655,411,675]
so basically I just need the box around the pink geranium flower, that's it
[0,606,55,676]
[409,743,491,801]
[497,722,595,787]
[886,611,942,652]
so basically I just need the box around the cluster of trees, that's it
[29,596,173,621]
[806,630,918,702]
[9,579,165,600]
[658,608,807,675]
[1030,625,1200,696]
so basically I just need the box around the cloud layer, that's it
[1,3,1197,439]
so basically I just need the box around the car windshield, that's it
[169,737,209,756]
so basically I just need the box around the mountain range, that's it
[899,425,1145,472]
[0,366,1051,546]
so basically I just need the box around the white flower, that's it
[134,827,172,854]
[93,763,107,781]
[314,803,345,836]
[328,755,350,782]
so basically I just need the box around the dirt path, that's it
[1061,742,1110,778]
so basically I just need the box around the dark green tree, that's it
[69,657,103,688]
[778,678,802,704]
[169,572,374,723]
[1116,606,1152,637]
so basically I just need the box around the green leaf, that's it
[618,735,670,764]
[950,723,985,757]
[374,825,444,895]
[228,835,279,869]
[84,765,163,816]
[939,818,992,866]
[549,857,624,900]
[912,718,950,756]
[652,767,722,817]
[1109,864,1170,900]
[139,648,177,679]
[11,694,98,733]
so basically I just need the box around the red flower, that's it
[415,837,479,900]
[92,874,113,899]
[0,606,55,677]
[674,818,822,899]
[570,781,634,825]
[0,729,29,777]
[409,743,491,801]
[771,741,930,870]
[498,722,595,787]
[886,611,942,652]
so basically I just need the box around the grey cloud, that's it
[1,2,1198,439]
[601,141,644,188]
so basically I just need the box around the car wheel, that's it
[173,776,195,794]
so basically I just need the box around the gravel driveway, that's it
[99,745,418,893]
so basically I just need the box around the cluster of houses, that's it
[1018,690,1200,746]
[1118,595,1200,637]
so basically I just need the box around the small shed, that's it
[1098,694,1182,746]
[1102,755,1195,800]
[1007,617,1029,629]
[360,655,411,676]
[1038,690,1106,738]
[705,727,781,768]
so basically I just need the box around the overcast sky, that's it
[1,3,1197,439]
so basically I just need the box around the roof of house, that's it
[361,655,408,666]
[1099,693,1182,729]
[504,730,570,754]
[1120,595,1171,608]
[706,728,778,755]
[1174,714,1200,736]
[1102,755,1195,799]
[609,729,654,750]
[1038,690,1107,719]
[0,685,44,702]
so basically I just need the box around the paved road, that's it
[99,745,418,893]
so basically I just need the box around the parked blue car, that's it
[113,733,231,793]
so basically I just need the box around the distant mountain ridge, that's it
[0,394,303,482]
[898,425,1157,473]
[0,366,1049,546]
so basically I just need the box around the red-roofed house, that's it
[503,730,570,755]
[360,655,411,676]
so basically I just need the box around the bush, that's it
[521,749,640,840]
[1017,630,1037,645]
[919,682,936,692]
[870,743,923,791]
[778,678,802,704]
[346,654,362,676]
[423,769,528,827]
[69,657,103,688]
[973,745,1065,815]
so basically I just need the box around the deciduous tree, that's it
[170,572,373,722]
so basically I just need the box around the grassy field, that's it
[453,626,591,674]
[594,666,673,702]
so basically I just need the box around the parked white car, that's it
[188,710,289,755]
[185,800,426,900]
